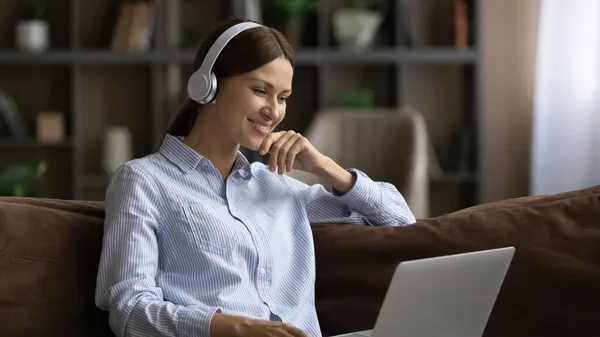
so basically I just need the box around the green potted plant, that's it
[342,88,375,108]
[264,0,318,46]
[0,161,48,197]
[16,0,49,53]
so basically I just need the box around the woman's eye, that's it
[253,89,266,96]
[278,96,288,103]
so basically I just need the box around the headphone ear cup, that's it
[187,71,210,103]
[204,71,219,104]
[187,22,263,104]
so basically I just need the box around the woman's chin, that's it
[241,136,264,152]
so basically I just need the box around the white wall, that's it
[479,0,540,202]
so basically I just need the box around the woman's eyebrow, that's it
[248,77,291,93]
[248,77,273,88]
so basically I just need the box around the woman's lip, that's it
[248,119,271,134]
[248,118,271,127]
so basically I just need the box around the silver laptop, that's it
[332,247,515,337]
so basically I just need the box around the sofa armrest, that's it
[312,185,600,337]
[0,197,112,337]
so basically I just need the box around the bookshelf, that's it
[0,0,481,217]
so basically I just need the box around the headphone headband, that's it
[187,22,263,104]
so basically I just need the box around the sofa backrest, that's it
[313,186,600,336]
[1,185,600,337]
[0,197,112,337]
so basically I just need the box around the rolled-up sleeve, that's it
[284,169,416,226]
[95,164,220,337]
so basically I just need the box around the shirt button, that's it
[259,268,266,274]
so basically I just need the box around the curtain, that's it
[530,0,600,195]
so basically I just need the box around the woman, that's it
[95,18,416,337]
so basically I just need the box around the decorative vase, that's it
[16,20,49,53]
[332,8,383,50]
[103,126,132,175]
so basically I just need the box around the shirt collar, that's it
[159,133,251,175]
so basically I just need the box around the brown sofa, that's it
[1,185,599,337]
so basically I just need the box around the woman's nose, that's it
[262,97,279,120]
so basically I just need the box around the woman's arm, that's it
[310,156,356,194]
[283,159,417,226]
[95,164,221,337]
[261,131,416,226]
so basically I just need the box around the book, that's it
[454,0,469,48]
[111,2,155,52]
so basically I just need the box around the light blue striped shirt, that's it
[95,134,416,337]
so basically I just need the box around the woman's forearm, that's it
[211,313,239,337]
[312,156,357,194]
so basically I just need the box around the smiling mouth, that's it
[248,119,271,135]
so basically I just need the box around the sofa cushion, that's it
[313,185,600,337]
[1,185,599,337]
[0,197,112,337]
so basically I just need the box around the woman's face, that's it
[215,57,293,151]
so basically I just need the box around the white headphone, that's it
[187,22,263,104]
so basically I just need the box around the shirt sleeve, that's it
[95,164,221,337]
[283,168,417,226]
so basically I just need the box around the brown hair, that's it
[165,18,294,138]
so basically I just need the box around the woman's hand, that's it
[259,130,327,175]
[237,319,309,337]
[259,130,356,194]
[211,313,309,337]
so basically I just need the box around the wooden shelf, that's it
[401,49,478,63]
[0,48,479,66]
[77,65,153,177]
[0,139,74,148]
[0,0,483,214]
[0,50,77,64]
[171,48,479,65]
[74,51,159,64]
[325,64,397,108]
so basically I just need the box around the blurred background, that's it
[0,0,597,218]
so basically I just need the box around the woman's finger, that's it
[259,134,275,156]
[278,132,300,174]
[259,131,284,156]
[269,131,295,172]
[283,323,310,337]
[285,133,304,172]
